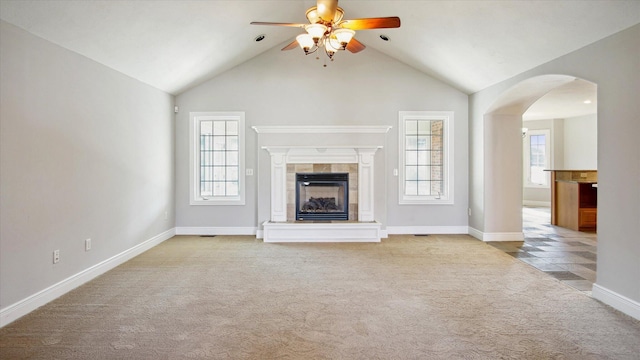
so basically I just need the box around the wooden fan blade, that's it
[346,38,366,53]
[281,40,299,51]
[340,17,401,30]
[250,21,306,28]
[316,0,338,22]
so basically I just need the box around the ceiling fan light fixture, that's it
[333,28,355,49]
[251,0,401,65]
[296,34,315,53]
[305,23,328,42]
[325,36,341,58]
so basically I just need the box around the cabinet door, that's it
[579,208,597,229]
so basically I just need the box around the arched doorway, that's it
[521,79,598,227]
[482,74,597,239]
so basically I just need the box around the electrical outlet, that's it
[53,250,60,264]
[468,208,472,216]
[246,168,254,176]
[580,173,588,178]
[164,211,168,220]
[85,238,91,251]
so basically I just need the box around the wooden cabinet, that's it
[579,208,597,229]
[548,170,597,232]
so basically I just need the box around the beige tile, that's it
[536,246,596,252]
[286,204,295,222]
[333,163,352,172]
[296,164,313,172]
[543,257,596,265]
[313,164,331,172]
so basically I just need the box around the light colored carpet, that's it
[1,235,639,359]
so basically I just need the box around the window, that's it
[524,129,551,188]
[190,112,245,205]
[398,111,453,204]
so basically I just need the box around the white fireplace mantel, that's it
[255,125,389,242]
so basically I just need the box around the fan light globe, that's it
[296,34,314,52]
[326,36,341,52]
[305,24,328,41]
[333,28,355,48]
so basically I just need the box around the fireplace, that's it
[296,173,349,221]
[255,125,390,242]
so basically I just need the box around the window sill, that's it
[190,198,245,206]
[524,185,550,189]
[399,198,454,205]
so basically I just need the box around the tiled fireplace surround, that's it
[286,163,358,222]
[254,126,390,242]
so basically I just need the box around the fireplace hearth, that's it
[296,173,348,221]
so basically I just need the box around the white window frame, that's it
[190,112,245,205]
[523,128,551,188]
[398,111,454,205]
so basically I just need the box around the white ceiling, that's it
[1,0,638,117]
[523,79,597,121]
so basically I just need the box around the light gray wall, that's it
[470,24,639,306]
[175,42,468,230]
[0,21,175,309]
[564,114,597,169]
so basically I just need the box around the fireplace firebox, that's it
[296,173,349,221]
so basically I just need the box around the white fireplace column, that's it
[267,149,288,222]
[357,148,377,222]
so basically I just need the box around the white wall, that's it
[175,43,468,233]
[470,24,640,317]
[0,21,175,313]
[563,114,597,169]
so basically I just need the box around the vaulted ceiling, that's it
[1,1,639,110]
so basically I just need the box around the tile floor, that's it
[487,206,597,295]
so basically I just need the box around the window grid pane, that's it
[404,120,444,197]
[529,134,547,185]
[200,120,240,198]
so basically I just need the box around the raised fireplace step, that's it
[261,221,381,243]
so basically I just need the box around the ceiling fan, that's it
[250,0,400,63]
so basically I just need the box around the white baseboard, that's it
[592,283,640,320]
[468,227,484,241]
[386,226,469,235]
[175,227,257,236]
[523,200,551,207]
[0,228,176,328]
[468,227,524,242]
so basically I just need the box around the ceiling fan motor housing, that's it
[306,6,344,25]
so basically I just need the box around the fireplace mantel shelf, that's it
[262,145,383,150]
[253,125,391,134]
